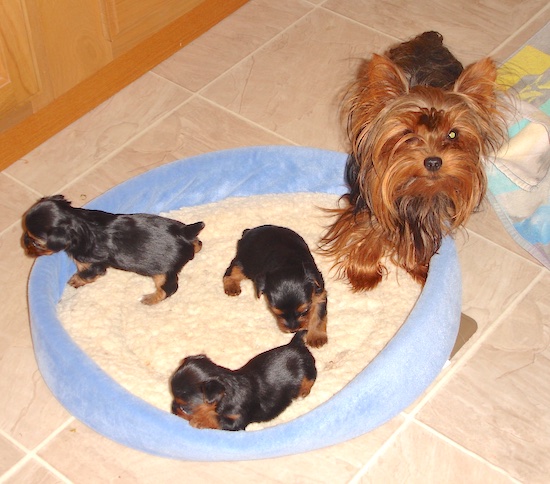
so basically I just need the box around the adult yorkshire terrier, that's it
[321,31,506,290]
[22,195,205,304]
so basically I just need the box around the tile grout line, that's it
[197,94,301,145]
[408,268,546,419]
[347,414,415,483]
[348,268,544,481]
[53,94,195,197]
[1,171,43,198]
[0,417,75,483]
[489,3,550,58]
[464,224,546,271]
[349,412,523,483]
[317,5,402,43]
[189,5,320,99]
[187,2,399,102]
[413,419,522,483]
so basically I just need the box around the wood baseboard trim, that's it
[0,0,248,171]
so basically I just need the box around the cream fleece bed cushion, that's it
[56,192,421,430]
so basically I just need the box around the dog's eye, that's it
[447,129,459,140]
[29,238,43,249]
[298,307,310,318]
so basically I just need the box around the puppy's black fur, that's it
[223,225,328,347]
[22,195,204,304]
[170,331,317,431]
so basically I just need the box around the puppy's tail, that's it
[290,330,308,347]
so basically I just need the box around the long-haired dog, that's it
[223,225,328,348]
[170,330,317,431]
[22,195,205,304]
[321,31,506,290]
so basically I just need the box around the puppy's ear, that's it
[254,274,266,298]
[304,264,324,294]
[45,226,70,252]
[312,277,324,294]
[47,194,71,205]
[202,379,225,404]
[184,221,205,239]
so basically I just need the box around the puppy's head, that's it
[170,355,226,430]
[22,195,75,257]
[257,266,320,333]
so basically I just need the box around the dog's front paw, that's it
[141,291,166,305]
[68,274,87,288]
[306,330,328,348]
[223,276,242,296]
[407,264,428,285]
[347,266,383,291]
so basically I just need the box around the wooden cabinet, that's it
[0,0,248,170]
[0,0,40,129]
[101,0,203,56]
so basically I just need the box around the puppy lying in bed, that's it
[22,195,204,305]
[223,225,328,347]
[170,330,317,431]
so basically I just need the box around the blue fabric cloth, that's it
[489,28,550,268]
[28,146,461,460]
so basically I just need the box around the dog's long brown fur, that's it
[321,32,506,290]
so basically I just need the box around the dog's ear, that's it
[312,277,324,294]
[303,263,324,294]
[184,221,205,239]
[45,226,70,252]
[453,58,497,105]
[202,379,225,404]
[360,54,409,103]
[46,194,71,205]
[254,274,266,298]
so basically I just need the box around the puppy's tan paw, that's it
[306,331,328,348]
[68,274,87,288]
[141,291,166,305]
[223,277,242,296]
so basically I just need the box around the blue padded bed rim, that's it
[28,146,461,461]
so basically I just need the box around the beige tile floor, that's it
[1,1,549,482]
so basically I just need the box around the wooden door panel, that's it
[34,0,113,97]
[0,0,39,118]
[100,0,202,55]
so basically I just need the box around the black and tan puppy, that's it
[22,195,204,305]
[223,225,328,347]
[170,330,317,431]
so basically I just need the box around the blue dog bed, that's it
[28,146,461,460]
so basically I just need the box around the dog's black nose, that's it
[424,156,442,172]
[171,402,179,415]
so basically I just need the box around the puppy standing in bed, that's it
[170,330,317,431]
[22,195,205,305]
[223,225,328,348]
